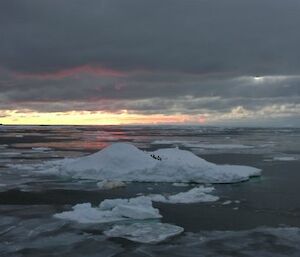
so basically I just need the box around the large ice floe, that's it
[104,222,184,243]
[41,143,261,184]
[54,196,161,224]
[54,195,185,243]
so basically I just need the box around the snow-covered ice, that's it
[149,186,219,204]
[36,143,261,184]
[222,200,232,205]
[172,182,190,187]
[273,156,299,161]
[104,222,184,243]
[97,180,126,190]
[54,196,161,224]
[32,147,52,151]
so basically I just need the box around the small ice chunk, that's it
[273,156,298,161]
[222,200,232,205]
[54,196,161,224]
[104,222,184,243]
[97,180,126,190]
[32,147,52,151]
[149,186,219,204]
[172,183,189,187]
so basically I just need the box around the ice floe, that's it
[172,182,190,187]
[222,200,232,205]
[184,143,254,149]
[149,186,219,204]
[104,222,184,243]
[151,140,192,145]
[151,140,254,150]
[97,180,126,190]
[32,147,52,151]
[54,196,161,224]
[44,143,261,184]
[273,156,299,161]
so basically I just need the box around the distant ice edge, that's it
[36,143,261,184]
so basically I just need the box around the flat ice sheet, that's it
[104,222,184,243]
[149,186,219,203]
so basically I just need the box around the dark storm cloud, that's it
[1,0,300,75]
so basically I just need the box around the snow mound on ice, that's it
[149,186,219,203]
[57,143,261,183]
[104,222,184,243]
[54,196,161,224]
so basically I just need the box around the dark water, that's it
[0,125,300,256]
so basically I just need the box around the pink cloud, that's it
[13,65,126,80]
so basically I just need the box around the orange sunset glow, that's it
[1,110,207,125]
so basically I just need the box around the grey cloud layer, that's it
[1,0,300,75]
[0,0,299,125]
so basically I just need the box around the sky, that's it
[0,0,299,126]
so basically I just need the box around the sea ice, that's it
[172,182,190,187]
[151,140,192,145]
[32,147,52,151]
[273,156,298,161]
[97,180,126,190]
[53,143,261,183]
[149,186,219,204]
[222,200,232,205]
[104,222,184,243]
[184,143,254,149]
[54,196,161,224]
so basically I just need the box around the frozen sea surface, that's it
[0,125,300,256]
